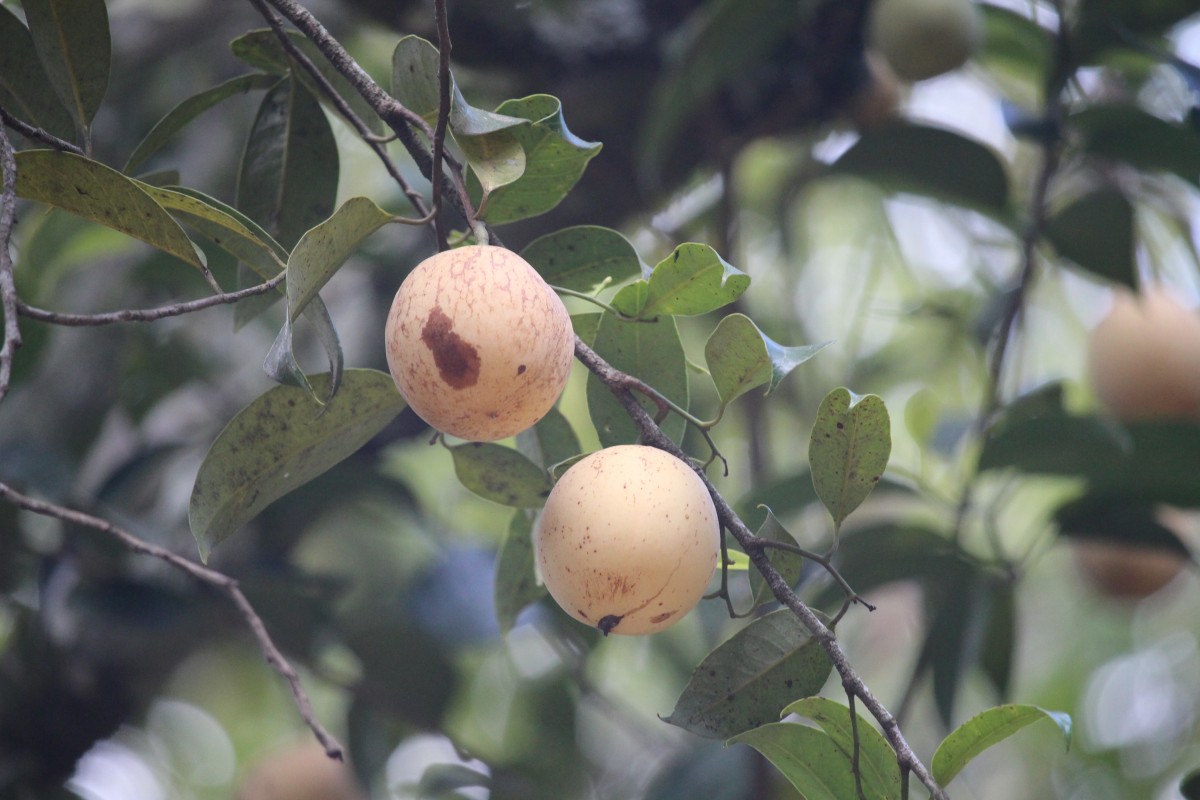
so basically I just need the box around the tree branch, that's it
[0,480,345,761]
[574,335,950,800]
[0,120,22,406]
[0,106,84,155]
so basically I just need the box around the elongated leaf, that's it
[475,94,602,225]
[521,225,644,292]
[449,443,553,508]
[1072,105,1200,188]
[286,196,394,322]
[932,704,1071,786]
[1044,187,1135,287]
[706,313,829,407]
[748,508,806,609]
[125,73,278,174]
[586,311,688,447]
[809,388,891,529]
[237,76,339,250]
[663,608,833,739]
[614,243,749,319]
[494,510,545,633]
[728,724,859,800]
[232,29,383,134]
[188,369,406,560]
[15,150,205,270]
[782,697,903,798]
[22,0,110,131]
[0,4,75,140]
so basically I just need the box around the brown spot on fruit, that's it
[650,611,675,624]
[421,306,480,389]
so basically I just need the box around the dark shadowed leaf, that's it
[1044,187,1135,287]
[586,311,688,447]
[748,508,806,609]
[0,4,76,140]
[809,388,891,529]
[522,225,644,292]
[924,562,997,728]
[188,369,405,560]
[613,243,750,319]
[979,578,1016,700]
[782,697,903,798]
[663,608,832,739]
[1054,496,1194,556]
[1182,769,1200,800]
[643,743,758,800]
[449,443,553,508]
[932,704,1071,786]
[977,5,1053,109]
[831,124,1011,216]
[125,73,278,174]
[21,0,109,131]
[236,76,339,250]
[15,150,205,270]
[728,724,859,800]
[516,407,582,471]
[812,523,963,609]
[494,510,545,633]
[1072,105,1200,188]
[706,313,829,407]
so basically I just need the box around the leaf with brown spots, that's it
[449,442,553,508]
[809,387,891,531]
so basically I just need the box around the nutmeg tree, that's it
[2,1,1199,799]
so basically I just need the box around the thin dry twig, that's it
[0,480,345,760]
[0,121,22,405]
[0,106,84,155]
[431,0,453,249]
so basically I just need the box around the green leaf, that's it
[188,369,406,561]
[809,388,892,529]
[286,197,394,322]
[262,296,345,404]
[613,243,750,319]
[782,697,903,798]
[1044,187,1135,287]
[1054,495,1194,556]
[521,225,644,292]
[748,508,806,609]
[831,124,1011,216]
[232,29,383,134]
[811,523,962,609]
[931,704,1071,786]
[390,35,442,121]
[125,73,278,174]
[585,311,688,447]
[14,150,205,270]
[977,5,1053,109]
[662,608,833,740]
[475,94,602,225]
[21,0,110,131]
[924,561,994,727]
[449,443,553,508]
[237,76,339,250]
[728,724,860,800]
[979,578,1017,700]
[0,4,75,140]
[494,510,545,633]
[515,407,582,471]
[706,313,829,407]
[1072,105,1200,189]
[1182,769,1200,800]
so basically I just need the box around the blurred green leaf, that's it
[522,225,644,292]
[932,704,1071,786]
[343,617,457,729]
[586,311,688,447]
[232,28,383,134]
[0,4,75,140]
[663,608,832,739]
[613,243,750,319]
[188,369,405,560]
[782,697,903,798]
[571,312,601,346]
[475,94,602,225]
[1072,105,1200,188]
[21,0,109,131]
[1044,187,1135,287]
[237,76,338,250]
[977,5,1052,109]
[15,150,205,270]
[1075,0,1199,63]
[728,724,861,800]
[495,511,545,633]
[809,388,891,529]
[643,744,758,800]
[1055,496,1194,556]
[125,73,278,174]
[516,407,582,471]
[813,524,963,609]
[748,508,806,609]
[979,578,1016,701]
[706,313,829,407]
[831,124,1011,216]
[924,562,994,728]
[1182,769,1200,800]
[449,442,553,508]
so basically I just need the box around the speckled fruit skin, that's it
[535,445,720,636]
[1087,287,1200,421]
[384,245,574,442]
[868,0,983,82]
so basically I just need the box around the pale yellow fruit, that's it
[1087,287,1200,421]
[868,0,983,82]
[236,740,364,800]
[384,245,574,441]
[535,445,720,635]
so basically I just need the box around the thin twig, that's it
[17,271,286,326]
[574,335,950,800]
[745,535,876,621]
[0,481,344,760]
[0,106,84,155]
[0,121,21,405]
[431,0,453,250]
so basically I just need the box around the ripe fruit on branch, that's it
[1087,287,1200,421]
[535,445,720,636]
[384,245,574,442]
[867,0,984,82]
